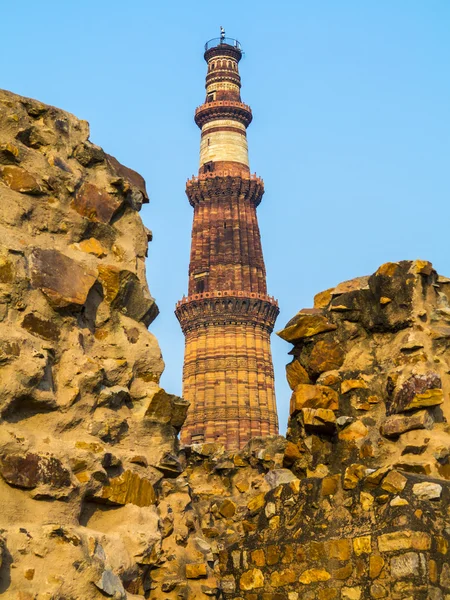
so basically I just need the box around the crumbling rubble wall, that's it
[2,88,450,600]
[220,261,450,599]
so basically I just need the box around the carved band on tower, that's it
[175,34,279,450]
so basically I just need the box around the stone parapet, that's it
[194,100,252,128]
[175,293,279,333]
[186,172,264,206]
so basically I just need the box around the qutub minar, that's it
[175,31,279,450]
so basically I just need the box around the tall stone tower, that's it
[175,33,279,450]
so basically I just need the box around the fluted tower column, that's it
[175,34,279,450]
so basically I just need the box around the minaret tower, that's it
[175,32,279,450]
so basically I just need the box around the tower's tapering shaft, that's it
[176,35,279,450]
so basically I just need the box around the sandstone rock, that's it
[72,181,122,223]
[390,552,421,579]
[302,407,336,433]
[16,125,52,148]
[369,555,385,579]
[341,379,368,394]
[157,452,184,476]
[341,587,362,600]
[390,495,409,506]
[30,248,96,308]
[0,142,20,164]
[73,141,105,167]
[381,409,434,437]
[97,470,156,507]
[265,468,299,488]
[390,372,443,413]
[144,388,189,431]
[412,481,442,500]
[381,470,407,493]
[21,312,60,341]
[286,359,310,389]
[283,440,303,466]
[0,165,41,194]
[185,563,207,579]
[314,287,334,308]
[343,464,366,490]
[270,568,296,587]
[247,493,265,513]
[299,568,331,584]
[377,530,431,552]
[219,499,236,518]
[98,264,159,325]
[353,535,371,556]
[240,568,264,590]
[278,311,337,342]
[338,419,368,441]
[308,340,344,375]
[77,237,107,257]
[0,452,71,490]
[332,276,370,296]
[290,384,338,413]
[94,569,126,598]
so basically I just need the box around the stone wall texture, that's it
[2,88,450,600]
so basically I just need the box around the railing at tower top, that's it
[204,37,242,52]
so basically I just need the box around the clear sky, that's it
[3,1,449,433]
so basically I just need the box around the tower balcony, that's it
[175,290,279,334]
[194,100,252,128]
[185,172,264,207]
[176,289,278,308]
[205,38,242,52]
[187,171,262,184]
[204,38,243,62]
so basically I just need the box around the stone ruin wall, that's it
[1,90,450,600]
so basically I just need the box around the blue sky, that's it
[3,1,449,432]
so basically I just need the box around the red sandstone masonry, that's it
[175,40,279,450]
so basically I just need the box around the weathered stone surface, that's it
[338,419,368,441]
[0,141,20,164]
[286,360,310,389]
[391,373,443,413]
[30,248,97,308]
[341,379,368,394]
[219,499,236,518]
[240,568,264,590]
[98,264,159,325]
[302,407,336,432]
[299,568,331,584]
[77,237,107,257]
[290,384,339,413]
[412,481,442,500]
[144,388,189,431]
[308,340,344,375]
[94,569,126,598]
[0,452,71,489]
[0,165,41,194]
[73,142,105,167]
[378,531,431,552]
[72,181,122,223]
[21,312,60,341]
[381,470,407,493]
[185,563,207,579]
[0,89,172,598]
[97,470,156,507]
[278,311,337,342]
[390,551,421,579]
[381,409,434,437]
